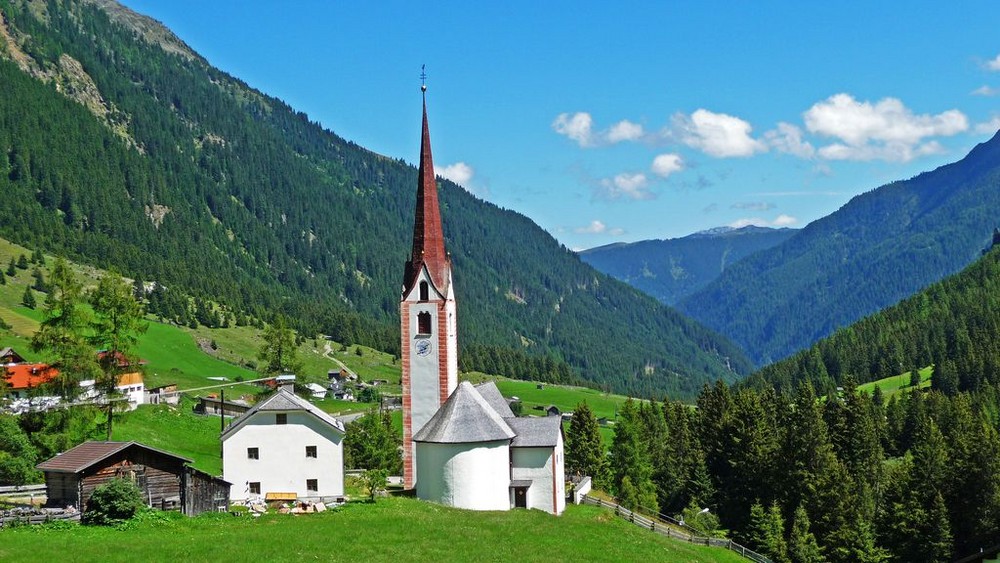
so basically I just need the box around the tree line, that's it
[567,379,1000,562]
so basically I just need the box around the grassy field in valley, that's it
[857,365,932,398]
[0,496,746,563]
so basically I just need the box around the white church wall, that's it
[416,441,510,511]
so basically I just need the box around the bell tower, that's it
[401,81,458,489]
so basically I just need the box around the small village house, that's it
[3,363,59,399]
[221,388,345,503]
[36,441,230,516]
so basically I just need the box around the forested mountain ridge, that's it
[749,242,1000,394]
[0,0,751,398]
[579,226,796,306]
[679,130,1000,365]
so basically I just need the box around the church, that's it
[399,84,565,515]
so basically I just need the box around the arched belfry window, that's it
[417,312,432,335]
[419,281,429,301]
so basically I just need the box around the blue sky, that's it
[120,1,1000,250]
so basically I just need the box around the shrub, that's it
[83,478,145,526]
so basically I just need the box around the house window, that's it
[419,281,429,301]
[305,445,317,458]
[306,479,318,493]
[417,312,432,335]
[247,447,259,460]
[276,413,287,425]
[249,482,261,495]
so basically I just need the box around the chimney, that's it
[276,374,295,394]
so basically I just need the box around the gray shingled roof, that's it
[36,441,191,473]
[220,389,345,441]
[474,381,515,418]
[413,381,515,443]
[507,416,563,448]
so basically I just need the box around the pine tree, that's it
[788,504,824,563]
[21,286,36,309]
[565,401,606,486]
[610,398,658,513]
[257,314,303,376]
[6,258,16,277]
[746,501,789,563]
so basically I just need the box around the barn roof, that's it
[35,441,191,474]
[473,381,515,418]
[220,389,345,441]
[414,381,515,444]
[507,416,563,448]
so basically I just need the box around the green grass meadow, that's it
[0,497,746,563]
[857,365,933,399]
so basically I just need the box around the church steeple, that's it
[404,89,451,295]
[400,76,459,490]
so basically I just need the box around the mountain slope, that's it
[678,132,1000,365]
[579,226,796,305]
[0,0,750,398]
[748,243,1000,394]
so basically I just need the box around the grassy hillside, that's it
[0,497,746,563]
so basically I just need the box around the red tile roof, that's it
[4,363,59,390]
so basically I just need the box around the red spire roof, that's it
[404,92,451,294]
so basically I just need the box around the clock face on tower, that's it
[415,339,432,357]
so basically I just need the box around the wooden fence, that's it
[581,495,771,563]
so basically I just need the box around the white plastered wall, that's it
[415,441,510,511]
[223,410,344,502]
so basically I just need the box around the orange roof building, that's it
[4,363,59,398]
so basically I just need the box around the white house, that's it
[221,389,345,503]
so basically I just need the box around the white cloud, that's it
[975,115,1000,135]
[765,122,815,158]
[729,214,798,229]
[675,109,766,158]
[553,113,644,146]
[607,120,644,143]
[552,112,594,147]
[573,220,625,236]
[731,202,775,211]
[803,93,968,162]
[435,162,474,186]
[596,172,653,200]
[772,214,798,226]
[651,153,684,177]
[972,85,999,97]
[986,54,1000,71]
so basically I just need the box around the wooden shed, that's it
[36,441,230,516]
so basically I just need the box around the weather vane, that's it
[420,64,427,92]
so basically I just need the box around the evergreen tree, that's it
[0,270,5,285]
[610,398,658,513]
[788,504,824,563]
[16,254,28,269]
[29,257,99,397]
[6,258,15,277]
[257,314,302,375]
[21,286,36,309]
[746,501,789,563]
[89,270,148,439]
[565,401,606,486]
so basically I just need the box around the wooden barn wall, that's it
[184,471,230,516]
[43,473,80,508]
[80,450,186,512]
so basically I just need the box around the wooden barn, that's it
[36,441,229,516]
